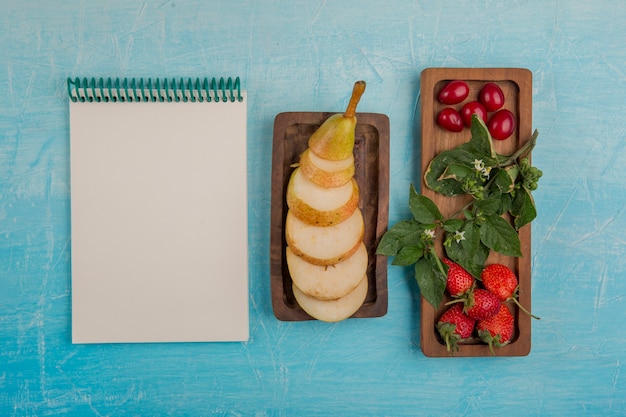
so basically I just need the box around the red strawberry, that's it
[481,263,517,300]
[481,263,540,320]
[436,303,476,353]
[443,258,475,297]
[477,303,515,355]
[464,288,501,320]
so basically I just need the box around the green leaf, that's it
[392,245,424,266]
[423,144,481,196]
[468,115,497,158]
[443,218,464,232]
[444,222,489,278]
[479,214,522,257]
[409,184,444,223]
[494,165,519,194]
[376,220,425,256]
[424,119,499,196]
[498,192,513,215]
[414,256,446,309]
[474,196,501,216]
[510,186,537,230]
[437,162,475,181]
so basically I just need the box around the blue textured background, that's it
[2,1,625,415]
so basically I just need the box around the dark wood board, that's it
[270,112,389,321]
[419,68,533,357]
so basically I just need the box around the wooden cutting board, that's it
[419,68,534,357]
[270,112,389,321]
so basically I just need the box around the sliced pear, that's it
[293,274,368,322]
[285,208,364,266]
[308,81,366,161]
[286,242,368,301]
[286,168,359,227]
[299,148,355,188]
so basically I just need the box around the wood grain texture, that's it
[1,0,626,415]
[270,112,389,321]
[419,68,533,357]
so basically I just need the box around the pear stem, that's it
[344,81,366,118]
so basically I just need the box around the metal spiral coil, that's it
[67,77,242,103]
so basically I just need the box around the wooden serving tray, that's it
[270,112,389,321]
[419,68,533,357]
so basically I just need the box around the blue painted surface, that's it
[1,1,625,415]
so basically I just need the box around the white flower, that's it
[481,166,492,179]
[473,159,485,171]
[423,228,436,239]
[453,230,466,243]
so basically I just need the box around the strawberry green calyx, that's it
[477,330,506,356]
[477,304,515,355]
[436,303,475,354]
[437,322,463,353]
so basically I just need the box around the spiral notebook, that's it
[68,77,249,343]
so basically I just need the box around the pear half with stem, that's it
[286,242,368,301]
[299,148,355,188]
[292,274,368,322]
[308,81,366,161]
[286,167,359,227]
[285,208,364,266]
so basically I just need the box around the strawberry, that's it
[436,303,476,353]
[464,288,501,320]
[481,263,517,300]
[442,258,475,297]
[477,303,515,355]
[481,263,540,320]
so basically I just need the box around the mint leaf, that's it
[423,144,480,196]
[498,192,513,215]
[511,186,537,230]
[444,222,489,278]
[443,218,464,232]
[479,214,522,257]
[409,184,444,223]
[437,162,474,181]
[392,245,424,266]
[376,220,425,256]
[468,115,497,159]
[424,119,499,196]
[494,165,519,194]
[474,195,501,216]
[414,256,446,308]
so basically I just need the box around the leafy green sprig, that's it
[376,115,541,308]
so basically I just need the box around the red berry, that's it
[438,80,470,105]
[460,101,488,127]
[437,303,476,353]
[477,304,515,355]
[481,263,541,320]
[481,263,518,301]
[487,109,516,140]
[443,259,475,297]
[465,289,501,320]
[437,107,464,132]
[479,82,505,112]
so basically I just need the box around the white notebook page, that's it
[70,94,248,343]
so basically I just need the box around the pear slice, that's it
[308,81,366,161]
[285,208,364,266]
[286,167,359,227]
[286,242,368,301]
[292,274,368,322]
[299,148,355,188]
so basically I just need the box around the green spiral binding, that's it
[67,76,243,103]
